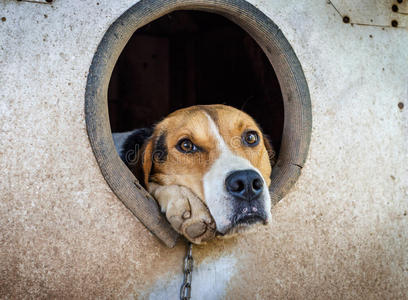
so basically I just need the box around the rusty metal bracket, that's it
[328,0,408,29]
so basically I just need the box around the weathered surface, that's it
[0,0,407,299]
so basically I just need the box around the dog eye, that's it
[177,138,198,153]
[243,131,259,147]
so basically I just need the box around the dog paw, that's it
[151,184,216,244]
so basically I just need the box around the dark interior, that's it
[108,10,284,152]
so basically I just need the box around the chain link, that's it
[180,242,194,300]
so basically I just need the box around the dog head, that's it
[121,105,275,237]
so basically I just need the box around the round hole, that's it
[343,16,350,23]
[85,0,312,247]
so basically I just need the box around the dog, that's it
[113,105,275,244]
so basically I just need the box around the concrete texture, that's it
[0,0,407,298]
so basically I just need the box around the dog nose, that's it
[225,170,263,201]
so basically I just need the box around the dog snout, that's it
[225,169,263,201]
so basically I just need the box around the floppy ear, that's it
[142,131,168,188]
[263,134,276,167]
[120,128,154,188]
[141,138,154,188]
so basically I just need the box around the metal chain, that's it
[180,242,194,300]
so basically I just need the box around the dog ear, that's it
[120,128,154,188]
[263,134,276,167]
[142,131,168,188]
[141,138,154,188]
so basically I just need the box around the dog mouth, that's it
[234,212,266,225]
[216,212,267,236]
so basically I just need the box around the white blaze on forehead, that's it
[204,112,233,158]
[202,113,271,233]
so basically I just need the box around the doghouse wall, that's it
[1,1,407,299]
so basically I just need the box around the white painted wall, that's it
[1,0,407,298]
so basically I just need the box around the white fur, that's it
[142,255,237,300]
[202,113,272,234]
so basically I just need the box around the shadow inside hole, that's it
[108,10,284,155]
